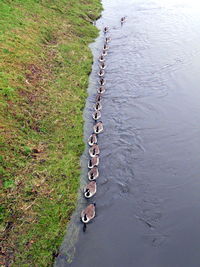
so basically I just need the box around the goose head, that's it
[84,189,91,198]
[83,214,89,223]
[99,78,105,85]
[96,94,102,102]
[97,86,105,94]
[121,16,126,23]
[103,44,109,50]
[100,62,106,69]
[94,102,102,110]
[99,69,104,76]
[104,26,109,33]
[88,159,92,168]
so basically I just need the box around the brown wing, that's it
[87,181,96,192]
[85,204,95,219]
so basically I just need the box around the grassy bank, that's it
[0,0,102,265]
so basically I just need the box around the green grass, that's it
[0,0,102,266]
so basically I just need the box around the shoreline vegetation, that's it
[0,0,102,266]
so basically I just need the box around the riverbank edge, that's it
[0,0,102,266]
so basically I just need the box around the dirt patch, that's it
[25,64,42,84]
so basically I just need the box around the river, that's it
[55,0,200,266]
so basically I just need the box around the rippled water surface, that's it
[55,0,200,266]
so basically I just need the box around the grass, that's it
[0,0,102,266]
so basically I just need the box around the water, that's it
[55,0,200,266]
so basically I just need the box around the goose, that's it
[103,44,109,50]
[84,181,97,198]
[81,203,96,230]
[98,69,105,77]
[99,78,105,86]
[92,110,101,121]
[93,101,102,111]
[95,93,102,102]
[98,55,105,62]
[105,37,111,43]
[121,16,126,23]
[89,144,100,157]
[88,167,99,180]
[99,62,106,70]
[97,86,105,94]
[104,26,109,33]
[93,121,104,134]
[88,133,97,146]
[102,50,107,57]
[88,156,99,168]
